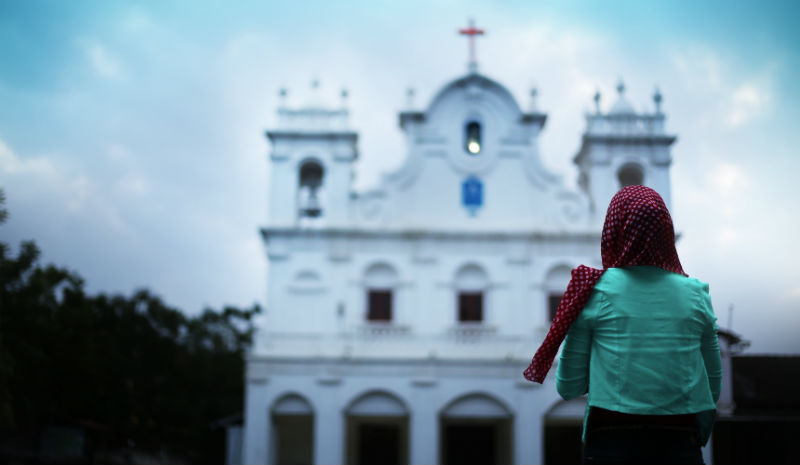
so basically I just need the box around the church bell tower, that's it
[265,81,358,228]
[574,80,677,225]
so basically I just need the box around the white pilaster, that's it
[515,391,546,465]
[243,381,270,465]
[410,400,438,464]
[314,403,344,465]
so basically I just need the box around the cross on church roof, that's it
[459,18,485,74]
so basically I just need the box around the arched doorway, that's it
[544,397,586,465]
[270,393,314,465]
[439,393,512,465]
[345,391,409,465]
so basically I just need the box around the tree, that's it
[0,189,260,462]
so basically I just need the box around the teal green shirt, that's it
[555,266,722,445]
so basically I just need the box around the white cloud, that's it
[0,138,136,237]
[726,83,769,127]
[787,287,800,298]
[107,145,150,196]
[116,172,150,196]
[120,6,155,33]
[0,139,57,177]
[717,227,741,245]
[669,46,722,92]
[666,45,776,132]
[65,175,90,212]
[710,163,749,196]
[85,42,124,79]
[108,144,131,162]
[0,140,103,222]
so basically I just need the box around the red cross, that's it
[459,19,485,70]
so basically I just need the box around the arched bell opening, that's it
[617,162,645,188]
[298,160,324,218]
[464,121,482,155]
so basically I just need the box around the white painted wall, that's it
[259,233,599,343]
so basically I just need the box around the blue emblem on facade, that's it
[462,176,483,215]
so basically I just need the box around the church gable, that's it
[351,73,588,230]
[425,74,522,131]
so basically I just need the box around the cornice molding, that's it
[261,226,601,242]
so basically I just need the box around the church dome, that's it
[608,79,636,115]
[609,97,636,115]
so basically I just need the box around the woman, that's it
[524,185,722,465]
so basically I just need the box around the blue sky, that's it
[1,0,798,353]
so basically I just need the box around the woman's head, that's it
[601,185,685,275]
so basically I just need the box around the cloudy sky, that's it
[1,0,798,353]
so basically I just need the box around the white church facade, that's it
[241,42,677,464]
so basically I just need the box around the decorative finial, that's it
[341,88,349,106]
[278,87,288,107]
[653,86,663,113]
[406,87,415,109]
[529,87,538,112]
[458,18,485,73]
[616,78,626,96]
[593,89,601,113]
[337,302,345,318]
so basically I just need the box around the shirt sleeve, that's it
[699,285,722,403]
[555,291,599,400]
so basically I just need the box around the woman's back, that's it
[557,266,720,413]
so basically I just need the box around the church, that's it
[241,23,677,465]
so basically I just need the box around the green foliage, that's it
[0,188,7,224]
[0,191,260,461]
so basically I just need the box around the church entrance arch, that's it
[543,397,586,465]
[345,390,409,465]
[270,393,314,465]
[439,393,512,465]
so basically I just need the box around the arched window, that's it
[455,264,489,323]
[298,160,324,218]
[288,269,324,294]
[464,121,482,155]
[545,265,572,321]
[364,263,399,322]
[617,162,644,188]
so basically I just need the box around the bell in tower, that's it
[298,160,324,218]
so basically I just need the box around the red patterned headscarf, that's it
[523,185,685,383]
